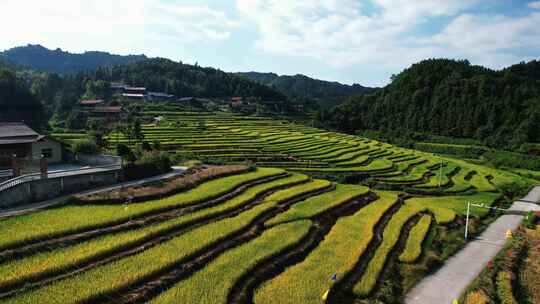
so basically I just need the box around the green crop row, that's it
[254,192,399,304]
[3,203,277,304]
[0,173,310,290]
[0,168,284,250]
[353,204,421,296]
[150,220,311,304]
[399,215,432,263]
[267,184,369,225]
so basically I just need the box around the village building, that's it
[0,122,63,168]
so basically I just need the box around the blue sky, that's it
[0,0,539,87]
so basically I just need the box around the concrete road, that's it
[405,186,540,304]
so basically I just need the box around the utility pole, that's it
[465,203,510,239]
[465,202,470,239]
[438,159,443,188]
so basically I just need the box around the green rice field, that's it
[4,111,537,303]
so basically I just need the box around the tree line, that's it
[317,59,540,150]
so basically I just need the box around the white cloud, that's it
[236,0,540,75]
[528,1,540,9]
[429,13,540,58]
[0,0,237,55]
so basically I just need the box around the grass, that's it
[399,215,432,263]
[254,192,399,304]
[266,184,369,225]
[150,220,312,304]
[0,168,284,250]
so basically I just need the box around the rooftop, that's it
[122,93,145,98]
[79,99,104,106]
[0,122,42,145]
[0,122,39,139]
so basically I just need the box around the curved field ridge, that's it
[353,204,422,296]
[254,192,399,304]
[149,221,312,304]
[266,184,370,225]
[399,215,432,263]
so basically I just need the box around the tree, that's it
[0,69,45,130]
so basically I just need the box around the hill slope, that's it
[0,44,147,74]
[320,59,540,148]
[237,72,374,107]
[105,59,286,100]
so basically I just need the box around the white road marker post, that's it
[464,202,471,239]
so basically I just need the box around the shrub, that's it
[117,144,131,157]
[123,152,172,181]
[72,139,100,155]
[496,271,518,304]
[465,290,490,304]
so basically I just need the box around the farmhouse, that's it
[0,122,63,167]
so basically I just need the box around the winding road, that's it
[405,186,540,304]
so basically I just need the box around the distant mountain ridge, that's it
[0,44,147,74]
[0,44,374,108]
[237,72,375,107]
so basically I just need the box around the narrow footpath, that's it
[0,166,187,219]
[405,186,540,304]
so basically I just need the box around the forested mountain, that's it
[237,72,374,107]
[101,59,286,100]
[0,57,288,131]
[319,59,540,149]
[0,44,147,74]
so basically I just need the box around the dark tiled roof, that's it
[0,122,39,139]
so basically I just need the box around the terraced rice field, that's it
[8,112,536,303]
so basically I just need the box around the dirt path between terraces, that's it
[405,186,540,304]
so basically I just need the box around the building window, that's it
[42,148,53,158]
